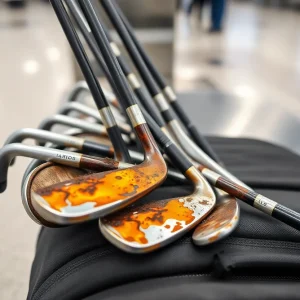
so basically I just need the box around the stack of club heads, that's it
[12,0,300,254]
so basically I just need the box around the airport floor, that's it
[1,1,300,298]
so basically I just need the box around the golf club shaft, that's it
[112,0,221,163]
[200,166,300,231]
[51,0,131,162]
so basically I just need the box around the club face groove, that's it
[31,124,167,224]
[192,193,240,246]
[99,166,216,253]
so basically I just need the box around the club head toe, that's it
[192,196,240,246]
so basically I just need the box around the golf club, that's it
[111,0,221,164]
[30,0,168,225]
[38,114,130,145]
[58,101,128,126]
[101,0,249,188]
[7,128,186,183]
[51,2,132,163]
[73,0,217,252]
[198,165,300,231]
[66,79,120,110]
[0,143,130,193]
[97,1,239,246]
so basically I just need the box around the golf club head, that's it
[99,166,216,253]
[22,161,90,227]
[0,143,125,193]
[192,190,240,246]
[30,148,167,225]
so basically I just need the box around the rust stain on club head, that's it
[32,124,167,221]
[192,193,239,246]
[101,198,196,245]
[100,166,216,253]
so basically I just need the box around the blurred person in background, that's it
[182,0,226,33]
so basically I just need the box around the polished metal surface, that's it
[39,114,107,135]
[0,144,83,188]
[4,128,85,150]
[127,73,141,90]
[110,41,121,57]
[153,93,170,112]
[168,119,250,189]
[126,104,146,127]
[99,106,117,128]
[99,165,215,253]
[58,102,102,120]
[254,195,277,215]
[21,166,43,225]
[163,86,177,102]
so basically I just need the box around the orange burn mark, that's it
[208,232,220,243]
[103,199,195,245]
[34,124,167,213]
[36,165,165,212]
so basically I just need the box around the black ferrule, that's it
[135,88,165,128]
[82,141,112,157]
[272,204,300,231]
[106,126,132,163]
[101,0,161,97]
[164,143,193,174]
[161,109,176,124]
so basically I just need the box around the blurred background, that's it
[1,0,300,298]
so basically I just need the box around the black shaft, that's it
[79,0,194,175]
[50,0,131,162]
[101,0,161,98]
[273,204,300,231]
[113,0,222,164]
[66,0,123,106]
[100,22,166,128]
[66,0,134,135]
[78,0,136,109]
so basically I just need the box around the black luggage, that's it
[27,137,300,300]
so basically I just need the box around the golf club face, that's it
[99,166,216,253]
[192,191,240,246]
[22,162,90,227]
[30,122,167,225]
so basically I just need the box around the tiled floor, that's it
[1,1,300,299]
[174,2,300,151]
[0,2,74,299]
